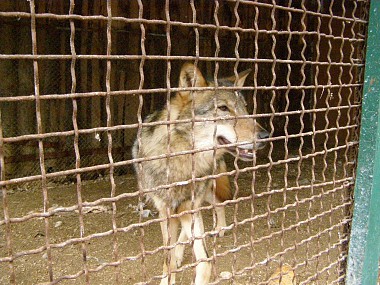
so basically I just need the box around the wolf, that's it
[132,63,269,285]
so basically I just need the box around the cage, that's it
[0,1,374,284]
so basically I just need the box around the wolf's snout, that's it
[255,130,270,150]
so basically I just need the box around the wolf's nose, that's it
[258,130,270,140]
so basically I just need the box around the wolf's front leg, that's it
[159,211,179,285]
[204,188,227,237]
[174,227,187,267]
[214,204,227,237]
[180,212,211,285]
[206,160,231,237]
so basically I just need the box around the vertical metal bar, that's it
[248,4,260,284]
[280,0,292,278]
[320,2,334,280]
[335,2,350,283]
[231,1,241,282]
[264,1,277,279]
[164,1,173,283]
[189,1,200,282]
[105,1,120,283]
[308,0,321,278]
[211,0,220,279]
[331,2,347,282]
[339,1,358,282]
[295,0,307,269]
[29,0,53,281]
[136,0,147,282]
[346,2,380,285]
[68,0,89,282]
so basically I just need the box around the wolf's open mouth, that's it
[217,136,255,160]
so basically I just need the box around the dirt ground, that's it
[0,144,353,285]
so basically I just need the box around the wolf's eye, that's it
[218,105,229,112]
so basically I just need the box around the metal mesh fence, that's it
[0,0,370,284]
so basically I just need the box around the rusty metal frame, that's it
[0,1,371,284]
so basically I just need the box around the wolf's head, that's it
[174,63,269,161]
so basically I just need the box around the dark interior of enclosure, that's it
[0,1,365,180]
[0,1,370,285]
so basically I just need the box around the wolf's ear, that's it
[225,68,252,88]
[178,63,207,99]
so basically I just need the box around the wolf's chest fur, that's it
[133,107,223,211]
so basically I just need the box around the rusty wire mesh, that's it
[0,0,370,284]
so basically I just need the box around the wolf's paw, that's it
[174,244,185,267]
[194,262,212,285]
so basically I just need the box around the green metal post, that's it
[346,1,380,285]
